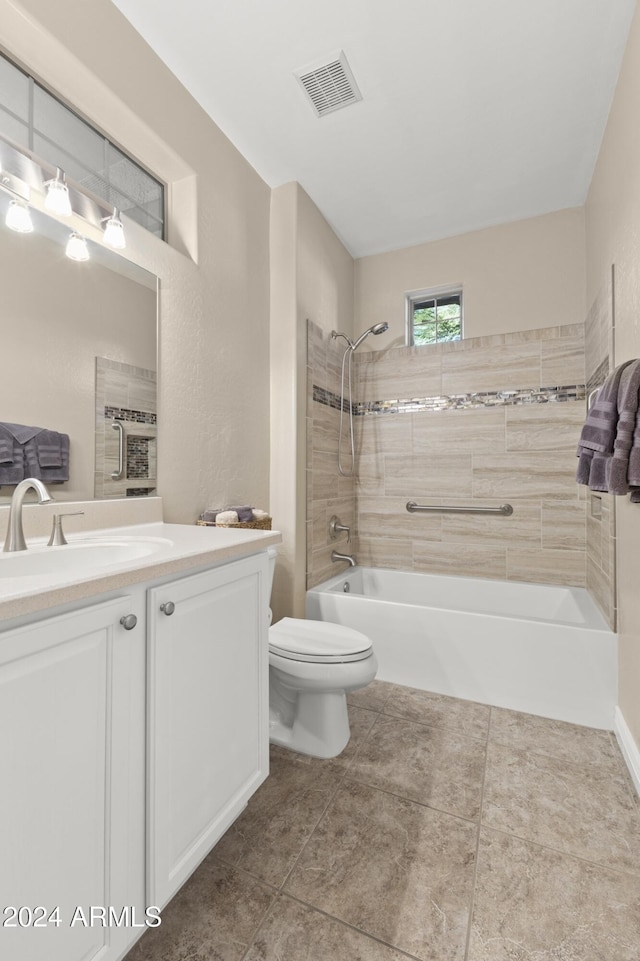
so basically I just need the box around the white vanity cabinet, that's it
[147,551,269,907]
[0,540,271,960]
[0,593,147,961]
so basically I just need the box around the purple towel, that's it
[0,426,16,464]
[576,360,636,453]
[229,505,254,523]
[1,422,43,445]
[34,429,64,467]
[607,360,640,494]
[24,433,69,483]
[576,359,640,499]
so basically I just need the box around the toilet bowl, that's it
[267,552,377,758]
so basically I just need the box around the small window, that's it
[407,288,463,346]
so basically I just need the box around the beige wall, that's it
[271,184,355,618]
[355,208,586,347]
[586,3,640,752]
[1,0,271,522]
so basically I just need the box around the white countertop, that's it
[0,522,282,622]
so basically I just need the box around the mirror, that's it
[0,194,157,503]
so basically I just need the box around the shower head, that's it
[351,322,389,351]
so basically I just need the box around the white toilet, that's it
[267,550,377,759]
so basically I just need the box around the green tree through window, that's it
[411,292,462,345]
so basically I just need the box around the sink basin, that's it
[0,537,172,578]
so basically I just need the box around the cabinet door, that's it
[0,594,146,961]
[147,552,268,907]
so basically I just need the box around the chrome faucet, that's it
[331,550,357,567]
[3,478,53,552]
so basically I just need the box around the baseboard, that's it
[614,706,640,797]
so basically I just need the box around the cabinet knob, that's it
[160,601,176,616]
[120,613,138,631]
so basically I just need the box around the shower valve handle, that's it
[329,515,351,543]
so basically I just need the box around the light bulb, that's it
[65,232,90,261]
[45,168,72,217]
[6,200,33,233]
[102,207,126,249]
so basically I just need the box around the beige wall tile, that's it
[385,453,473,498]
[357,536,414,570]
[412,407,506,453]
[441,501,541,548]
[355,412,412,457]
[507,549,586,587]
[442,343,541,394]
[506,402,585,451]
[584,275,612,382]
[311,449,340,501]
[413,542,507,580]
[357,495,442,539]
[586,512,603,568]
[355,453,386,495]
[473,451,578,500]
[542,501,587,551]
[308,547,346,587]
[504,326,558,344]
[311,402,341,455]
[586,557,615,628]
[599,500,615,580]
[356,350,442,401]
[540,333,585,386]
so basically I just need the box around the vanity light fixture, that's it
[44,167,73,217]
[102,207,126,249]
[65,232,90,262]
[5,199,33,233]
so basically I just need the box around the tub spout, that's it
[331,550,357,567]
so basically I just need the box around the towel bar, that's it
[406,501,513,516]
[587,387,601,409]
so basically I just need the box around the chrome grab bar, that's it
[111,419,125,480]
[406,501,513,516]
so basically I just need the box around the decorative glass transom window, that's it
[0,52,165,240]
[406,287,463,346]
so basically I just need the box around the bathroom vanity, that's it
[0,521,281,961]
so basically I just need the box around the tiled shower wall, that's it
[584,271,616,628]
[307,321,356,588]
[95,357,157,499]
[349,324,588,586]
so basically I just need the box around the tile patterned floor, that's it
[125,680,640,961]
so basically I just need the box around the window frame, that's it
[405,284,464,347]
[0,48,166,241]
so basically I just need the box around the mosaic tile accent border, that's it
[313,383,586,416]
[312,385,353,413]
[104,405,157,425]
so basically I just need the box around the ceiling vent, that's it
[294,50,362,118]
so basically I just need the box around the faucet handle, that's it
[329,515,351,543]
[48,511,84,547]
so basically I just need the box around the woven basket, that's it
[197,516,272,531]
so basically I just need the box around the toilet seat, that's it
[269,617,373,664]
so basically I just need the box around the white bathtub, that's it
[306,567,617,729]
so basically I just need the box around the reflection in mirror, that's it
[0,194,158,503]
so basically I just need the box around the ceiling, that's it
[110,0,636,258]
